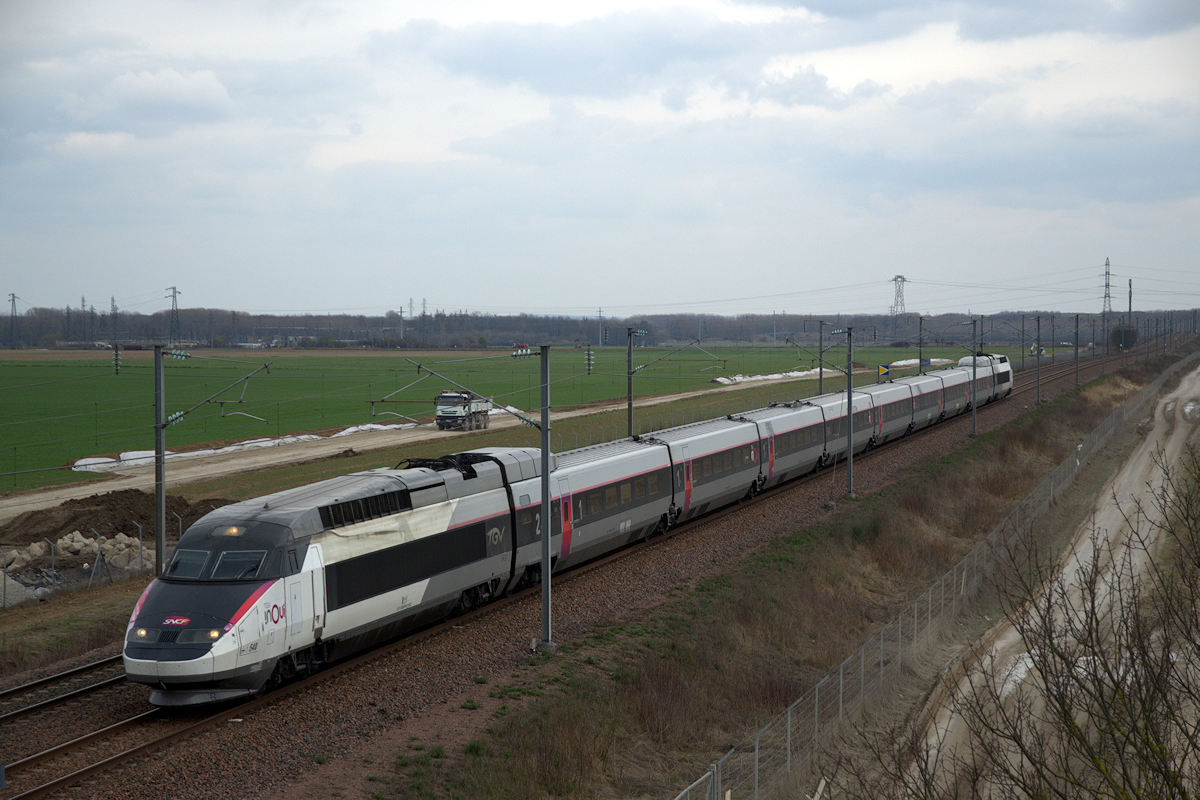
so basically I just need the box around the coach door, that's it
[762,421,776,482]
[556,476,573,558]
[286,572,308,639]
[285,545,324,644]
[681,444,693,515]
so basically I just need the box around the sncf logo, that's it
[162,616,191,626]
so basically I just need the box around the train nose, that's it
[123,648,216,682]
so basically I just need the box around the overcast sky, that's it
[2,1,1198,319]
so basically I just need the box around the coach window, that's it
[647,472,659,495]
[621,482,632,505]
[589,492,603,515]
[605,486,619,510]
[632,477,645,500]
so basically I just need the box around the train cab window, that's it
[211,550,267,580]
[165,549,209,579]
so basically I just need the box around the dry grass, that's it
[426,366,1169,799]
[0,576,143,676]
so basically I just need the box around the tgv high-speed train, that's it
[123,354,1012,705]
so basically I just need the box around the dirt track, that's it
[914,365,1200,790]
[0,377,793,528]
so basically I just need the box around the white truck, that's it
[434,391,492,431]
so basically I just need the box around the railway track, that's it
[0,656,125,724]
[0,348,1153,798]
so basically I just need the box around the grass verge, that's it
[383,356,1184,799]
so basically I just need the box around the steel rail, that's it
[0,655,122,702]
[0,676,126,725]
[3,709,161,777]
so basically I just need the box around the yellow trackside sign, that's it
[878,365,889,377]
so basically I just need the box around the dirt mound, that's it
[0,489,232,547]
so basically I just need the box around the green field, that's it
[0,344,1021,492]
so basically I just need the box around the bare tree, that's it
[838,446,1200,799]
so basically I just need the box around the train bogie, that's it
[894,374,944,430]
[650,418,762,523]
[855,383,914,446]
[554,439,673,570]
[738,403,825,488]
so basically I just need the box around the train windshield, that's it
[211,550,267,580]
[165,519,291,582]
[165,549,209,579]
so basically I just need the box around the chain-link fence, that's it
[1,523,156,609]
[672,350,1200,800]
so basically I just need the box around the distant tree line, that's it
[4,302,1191,350]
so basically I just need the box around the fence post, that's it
[814,677,823,738]
[132,520,143,572]
[43,538,55,594]
[786,702,792,773]
[839,660,844,720]
[860,644,865,707]
[755,728,761,799]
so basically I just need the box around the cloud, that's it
[370,11,783,98]
[94,68,234,127]
[769,0,1200,39]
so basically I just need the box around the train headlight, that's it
[127,627,152,643]
[178,628,223,644]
